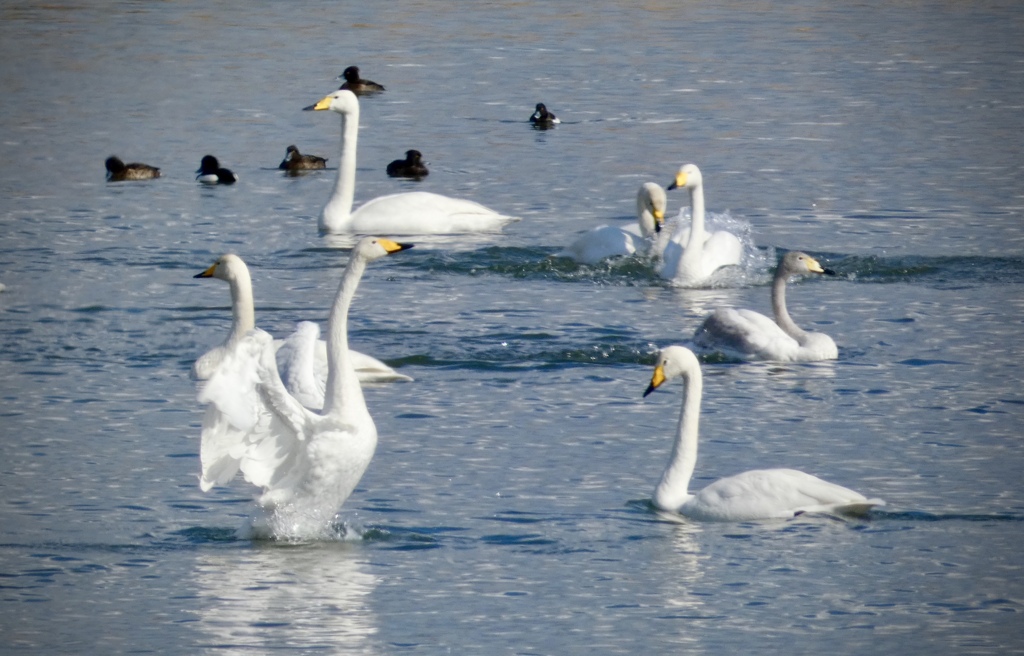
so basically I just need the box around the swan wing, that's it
[275,321,325,410]
[560,225,639,264]
[700,230,743,272]
[349,191,517,235]
[686,469,880,521]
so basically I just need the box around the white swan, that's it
[693,251,838,362]
[659,164,742,285]
[559,183,667,264]
[643,345,882,520]
[192,253,411,402]
[307,90,517,235]
[197,237,413,538]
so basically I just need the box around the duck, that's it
[306,89,517,235]
[529,103,560,128]
[279,145,327,172]
[643,345,883,520]
[196,237,413,539]
[192,253,412,405]
[196,155,237,185]
[337,66,385,96]
[105,156,160,181]
[559,183,668,264]
[692,251,838,362]
[659,164,742,286]
[386,150,429,179]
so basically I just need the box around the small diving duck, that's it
[196,155,238,185]
[337,66,385,96]
[386,149,429,179]
[105,156,160,181]
[529,103,560,128]
[278,145,327,172]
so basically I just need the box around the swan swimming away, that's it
[307,89,517,235]
[197,237,413,539]
[693,251,838,362]
[192,253,411,405]
[659,164,742,286]
[643,345,883,520]
[559,183,667,264]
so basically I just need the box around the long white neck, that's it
[319,105,359,233]
[227,269,256,347]
[683,183,706,251]
[322,254,366,415]
[771,268,807,343]
[653,368,702,512]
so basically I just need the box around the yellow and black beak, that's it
[643,364,667,397]
[666,171,687,191]
[303,95,334,112]
[379,239,414,255]
[653,208,665,233]
[194,263,217,279]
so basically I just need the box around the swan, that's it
[659,164,742,285]
[192,253,412,401]
[559,182,668,264]
[196,155,237,185]
[386,149,429,179]
[279,145,327,172]
[693,251,838,362]
[307,89,517,235]
[105,156,160,181]
[338,66,385,95]
[643,345,882,520]
[530,103,560,127]
[197,237,413,538]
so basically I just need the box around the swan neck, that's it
[321,107,359,232]
[322,255,365,415]
[228,268,256,346]
[772,269,806,341]
[686,185,706,245]
[653,368,702,511]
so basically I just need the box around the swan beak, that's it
[378,239,414,254]
[806,257,836,276]
[667,171,686,191]
[194,263,217,278]
[643,365,667,397]
[653,208,665,233]
[304,96,333,111]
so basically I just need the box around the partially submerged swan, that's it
[693,251,838,362]
[643,345,882,520]
[197,237,413,539]
[307,90,516,234]
[560,183,667,264]
[660,164,742,285]
[192,253,411,406]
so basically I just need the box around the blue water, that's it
[1,1,1023,653]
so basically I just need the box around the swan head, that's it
[305,89,359,114]
[194,253,248,282]
[638,182,667,233]
[780,251,836,277]
[644,345,700,397]
[667,163,702,191]
[351,236,414,263]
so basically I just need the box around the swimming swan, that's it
[307,90,517,235]
[192,253,411,402]
[560,183,667,264]
[693,251,838,362]
[660,164,742,285]
[197,237,413,538]
[643,345,882,520]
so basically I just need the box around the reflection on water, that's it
[191,543,380,653]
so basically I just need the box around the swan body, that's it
[192,253,411,396]
[197,237,413,538]
[659,164,742,285]
[386,149,429,179]
[196,155,237,185]
[309,90,516,235]
[693,251,838,362]
[560,183,667,264]
[105,156,160,181]
[279,145,327,172]
[643,345,882,520]
[338,66,385,95]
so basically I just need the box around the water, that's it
[1,1,1023,653]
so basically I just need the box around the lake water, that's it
[1,1,1023,653]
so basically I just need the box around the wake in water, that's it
[658,207,774,288]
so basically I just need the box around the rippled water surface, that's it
[2,1,1023,654]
